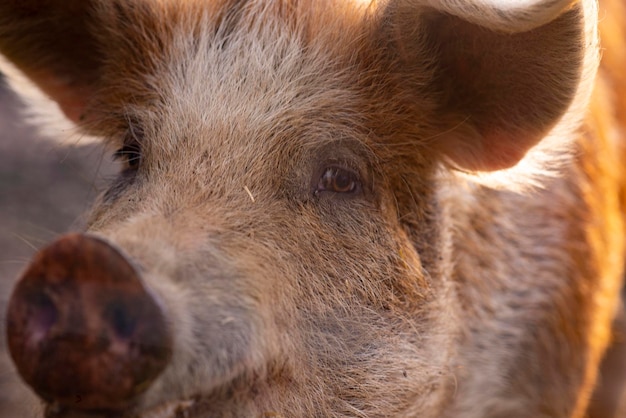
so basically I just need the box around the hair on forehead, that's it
[82,0,382,136]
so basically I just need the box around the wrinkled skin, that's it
[1,0,625,417]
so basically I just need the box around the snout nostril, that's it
[104,300,137,340]
[24,290,58,345]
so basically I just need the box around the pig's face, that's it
[81,8,452,414]
[1,0,597,417]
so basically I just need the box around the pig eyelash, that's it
[314,166,362,196]
[112,118,145,169]
[113,125,144,169]
[113,140,142,169]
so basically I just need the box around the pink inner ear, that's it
[26,68,90,124]
[477,130,544,172]
[440,128,544,172]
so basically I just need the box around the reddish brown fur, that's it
[1,0,625,417]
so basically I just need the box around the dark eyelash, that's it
[113,142,142,168]
[315,166,362,196]
[113,125,144,168]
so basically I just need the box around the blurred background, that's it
[0,74,117,417]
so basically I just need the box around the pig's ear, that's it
[380,0,598,171]
[0,1,101,123]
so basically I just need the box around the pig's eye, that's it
[316,167,360,195]
[113,141,142,169]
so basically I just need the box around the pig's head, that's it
[0,0,598,417]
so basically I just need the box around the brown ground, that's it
[0,76,625,417]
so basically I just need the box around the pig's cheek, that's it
[132,277,196,405]
[136,274,271,405]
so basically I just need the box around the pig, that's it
[0,0,625,417]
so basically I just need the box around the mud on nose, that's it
[5,233,172,412]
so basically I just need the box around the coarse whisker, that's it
[11,233,41,252]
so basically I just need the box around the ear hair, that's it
[379,0,599,176]
[0,1,100,123]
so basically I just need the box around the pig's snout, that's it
[6,233,172,412]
